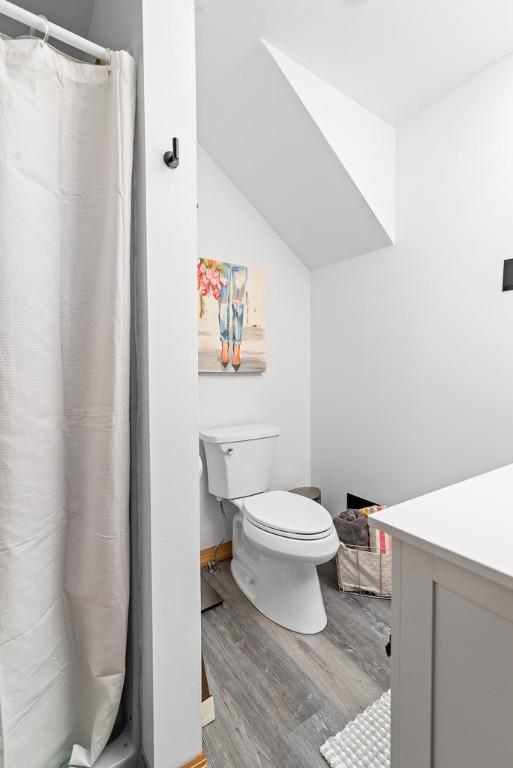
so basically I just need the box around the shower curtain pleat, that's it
[0,39,135,767]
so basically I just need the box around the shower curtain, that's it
[0,39,135,767]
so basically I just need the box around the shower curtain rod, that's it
[0,0,108,60]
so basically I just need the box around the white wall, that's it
[312,53,513,515]
[198,146,311,549]
[140,2,201,763]
[89,2,201,767]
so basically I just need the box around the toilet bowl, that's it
[231,491,339,634]
[200,424,339,634]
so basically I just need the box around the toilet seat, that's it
[243,490,333,541]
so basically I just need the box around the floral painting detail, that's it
[197,259,228,302]
[197,258,266,373]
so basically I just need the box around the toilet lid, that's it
[243,491,333,539]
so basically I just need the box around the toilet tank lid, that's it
[200,423,280,444]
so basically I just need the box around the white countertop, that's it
[369,463,513,590]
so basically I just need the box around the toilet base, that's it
[231,514,328,634]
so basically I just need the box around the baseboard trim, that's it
[181,753,207,768]
[200,541,232,568]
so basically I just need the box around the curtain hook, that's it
[38,15,50,46]
[97,49,112,68]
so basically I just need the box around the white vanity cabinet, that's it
[370,464,513,768]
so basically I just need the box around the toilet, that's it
[200,424,339,634]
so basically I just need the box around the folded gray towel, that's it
[334,509,369,549]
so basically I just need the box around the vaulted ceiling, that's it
[196,0,513,268]
[197,0,513,126]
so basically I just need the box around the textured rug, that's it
[320,690,391,767]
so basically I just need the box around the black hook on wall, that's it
[163,138,179,169]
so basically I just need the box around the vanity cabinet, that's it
[370,464,513,768]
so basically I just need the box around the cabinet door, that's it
[393,544,513,768]
[432,571,513,767]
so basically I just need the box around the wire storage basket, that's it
[336,541,392,598]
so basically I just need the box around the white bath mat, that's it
[320,689,390,767]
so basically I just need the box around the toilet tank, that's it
[200,424,280,499]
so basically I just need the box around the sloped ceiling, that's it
[197,0,513,127]
[265,41,395,244]
[196,0,513,269]
[198,35,395,268]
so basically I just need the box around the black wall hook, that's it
[163,138,179,169]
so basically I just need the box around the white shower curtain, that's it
[0,39,135,767]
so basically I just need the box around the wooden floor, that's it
[201,560,391,768]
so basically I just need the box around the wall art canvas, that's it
[197,259,266,373]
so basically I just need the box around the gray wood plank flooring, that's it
[202,560,391,768]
